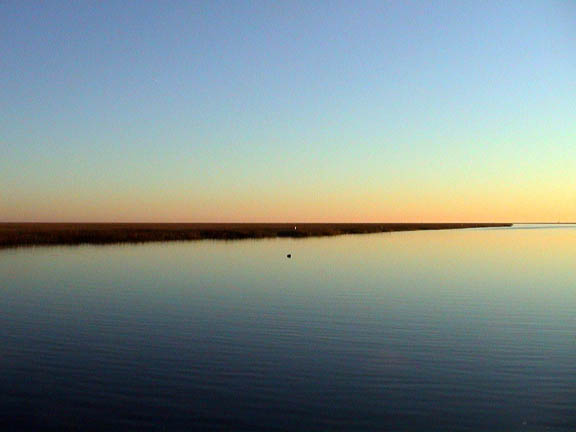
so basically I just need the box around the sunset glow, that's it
[2,1,575,222]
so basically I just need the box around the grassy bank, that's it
[0,223,512,249]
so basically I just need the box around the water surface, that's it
[1,225,575,431]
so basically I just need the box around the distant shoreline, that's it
[0,223,513,249]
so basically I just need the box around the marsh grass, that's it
[0,223,512,249]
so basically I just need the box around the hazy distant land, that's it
[0,223,512,249]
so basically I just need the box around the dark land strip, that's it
[0,223,512,249]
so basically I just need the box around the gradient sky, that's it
[1,0,575,222]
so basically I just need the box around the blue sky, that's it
[1,0,575,221]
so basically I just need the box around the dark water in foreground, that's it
[1,225,575,431]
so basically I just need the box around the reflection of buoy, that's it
[287,254,291,258]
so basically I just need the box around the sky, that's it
[1,0,575,222]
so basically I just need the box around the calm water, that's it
[1,225,575,431]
